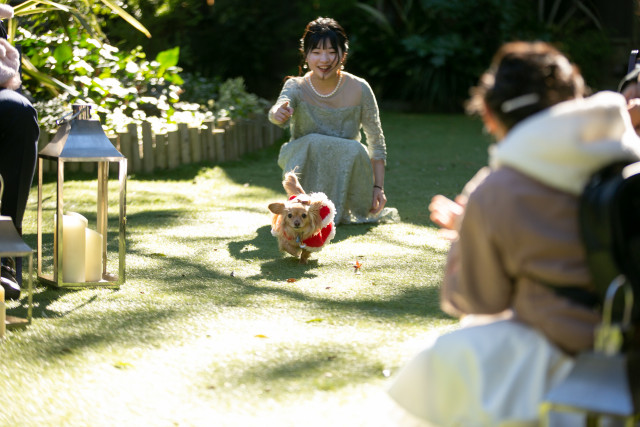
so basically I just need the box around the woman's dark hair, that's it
[298,17,349,76]
[466,41,585,131]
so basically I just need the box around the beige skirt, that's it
[278,133,376,224]
[387,316,576,426]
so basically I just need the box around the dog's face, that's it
[269,201,313,231]
[269,197,323,239]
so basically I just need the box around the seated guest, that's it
[387,41,640,425]
[0,5,40,299]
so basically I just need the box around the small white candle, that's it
[62,213,86,283]
[85,228,103,282]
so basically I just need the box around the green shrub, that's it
[19,27,268,133]
[349,0,611,112]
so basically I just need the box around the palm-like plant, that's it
[1,0,151,95]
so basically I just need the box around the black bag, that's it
[579,161,640,324]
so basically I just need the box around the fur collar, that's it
[490,91,640,195]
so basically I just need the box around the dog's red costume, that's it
[290,195,336,251]
[274,194,336,252]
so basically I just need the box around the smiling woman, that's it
[269,17,398,225]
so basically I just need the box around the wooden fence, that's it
[37,113,285,174]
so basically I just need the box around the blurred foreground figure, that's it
[387,41,640,426]
[0,6,40,299]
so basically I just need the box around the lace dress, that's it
[270,72,388,224]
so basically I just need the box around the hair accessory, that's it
[501,93,540,113]
[0,39,20,90]
[0,4,13,19]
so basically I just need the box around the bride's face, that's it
[306,40,341,80]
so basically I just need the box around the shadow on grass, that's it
[228,223,374,266]
[17,123,458,369]
[198,340,389,394]
[126,208,189,229]
[14,288,182,359]
[127,239,447,321]
[228,225,276,261]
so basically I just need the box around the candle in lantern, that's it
[67,211,88,228]
[62,213,87,283]
[85,228,103,282]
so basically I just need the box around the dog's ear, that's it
[268,202,286,215]
[308,200,325,230]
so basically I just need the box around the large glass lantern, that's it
[37,104,127,289]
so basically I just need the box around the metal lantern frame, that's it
[540,276,640,426]
[0,176,33,329]
[37,104,127,289]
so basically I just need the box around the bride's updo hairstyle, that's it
[466,41,585,131]
[298,17,349,75]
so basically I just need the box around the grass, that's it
[1,112,489,426]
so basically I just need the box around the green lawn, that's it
[1,112,489,426]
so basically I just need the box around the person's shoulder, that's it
[282,75,305,90]
[462,168,518,222]
[0,87,35,108]
[471,167,541,206]
[344,72,376,100]
[478,167,528,189]
[344,72,371,88]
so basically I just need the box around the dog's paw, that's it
[283,245,301,258]
[300,250,311,264]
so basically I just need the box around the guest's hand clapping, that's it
[428,195,466,240]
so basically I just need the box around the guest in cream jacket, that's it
[387,41,640,427]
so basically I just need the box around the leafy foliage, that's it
[7,0,270,132]
[350,0,611,111]
[100,0,360,100]
[213,77,271,119]
[21,26,267,133]
[3,0,151,95]
[101,0,614,112]
[20,26,184,132]
[7,0,619,119]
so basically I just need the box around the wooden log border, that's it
[37,113,285,174]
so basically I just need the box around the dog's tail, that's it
[282,171,305,197]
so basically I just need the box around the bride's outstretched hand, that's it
[273,101,294,124]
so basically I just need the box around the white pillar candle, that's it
[62,213,86,283]
[85,228,103,282]
[0,285,5,339]
[67,211,88,228]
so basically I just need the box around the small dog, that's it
[268,171,336,263]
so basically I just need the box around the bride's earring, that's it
[303,63,308,69]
